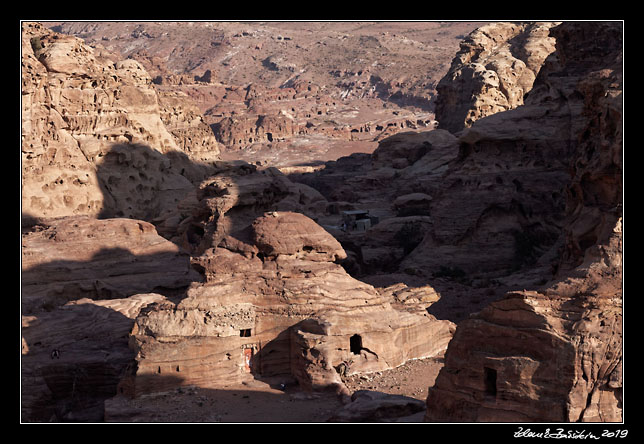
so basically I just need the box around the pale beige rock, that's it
[435,22,560,133]
[157,90,221,163]
[21,22,220,221]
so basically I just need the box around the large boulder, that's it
[251,211,346,261]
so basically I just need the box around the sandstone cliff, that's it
[21,44,454,417]
[434,22,559,133]
[21,20,623,423]
[288,21,622,422]
[21,22,221,221]
[122,206,454,398]
[424,21,622,422]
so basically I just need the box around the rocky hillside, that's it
[434,22,559,133]
[21,22,221,221]
[21,22,455,422]
[47,21,480,167]
[289,21,622,422]
[48,21,479,102]
[21,21,623,423]
[424,21,623,423]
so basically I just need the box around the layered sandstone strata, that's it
[424,21,623,422]
[294,21,617,284]
[21,216,198,313]
[21,20,622,424]
[213,112,298,147]
[122,211,454,398]
[424,218,622,422]
[288,21,622,422]
[21,216,197,421]
[21,293,169,422]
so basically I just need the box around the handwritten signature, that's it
[514,427,629,439]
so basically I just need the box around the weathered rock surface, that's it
[21,22,220,221]
[21,216,199,314]
[250,211,345,261]
[20,216,200,421]
[288,21,623,423]
[122,211,454,398]
[424,219,622,422]
[21,20,622,424]
[434,22,559,133]
[293,21,615,284]
[50,21,480,167]
[21,293,168,422]
[156,89,221,163]
[424,21,623,423]
[158,163,328,254]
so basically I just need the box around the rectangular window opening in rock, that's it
[484,367,497,398]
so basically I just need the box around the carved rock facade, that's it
[424,21,622,422]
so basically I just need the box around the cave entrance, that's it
[266,132,273,142]
[350,334,363,355]
[484,367,497,397]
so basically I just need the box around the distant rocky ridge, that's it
[47,21,480,166]
[48,21,477,103]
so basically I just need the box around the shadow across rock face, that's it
[425,21,623,423]
[124,211,455,400]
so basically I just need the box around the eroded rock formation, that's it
[122,208,454,398]
[21,217,198,314]
[21,20,623,423]
[424,21,623,422]
[21,216,195,421]
[21,22,221,221]
[434,22,559,133]
[288,21,622,423]
[21,293,169,422]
